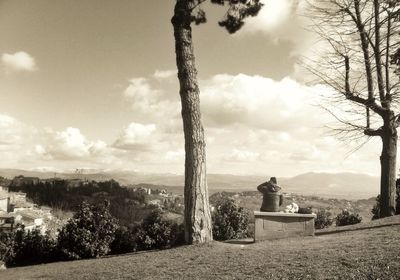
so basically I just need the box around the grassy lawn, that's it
[2,216,400,280]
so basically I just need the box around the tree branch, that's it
[364,127,383,136]
[343,55,386,116]
[373,0,387,104]
[343,1,375,102]
[385,10,392,97]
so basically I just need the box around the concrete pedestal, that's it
[254,211,316,241]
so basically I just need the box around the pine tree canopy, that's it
[189,0,263,33]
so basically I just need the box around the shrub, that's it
[0,226,57,267]
[212,197,249,241]
[371,195,381,220]
[110,226,137,254]
[314,209,333,229]
[335,210,362,226]
[136,209,184,250]
[57,200,118,260]
[11,228,57,266]
[0,230,16,266]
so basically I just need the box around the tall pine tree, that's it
[171,0,263,243]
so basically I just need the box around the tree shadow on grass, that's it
[223,238,255,245]
[316,222,400,236]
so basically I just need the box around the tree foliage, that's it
[335,210,362,226]
[182,0,263,33]
[110,226,138,255]
[135,209,184,250]
[314,209,333,229]
[0,226,57,267]
[57,200,118,260]
[0,231,16,266]
[212,197,250,241]
[371,194,381,220]
[209,0,263,33]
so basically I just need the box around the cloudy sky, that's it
[0,0,386,176]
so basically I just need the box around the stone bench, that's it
[254,211,316,241]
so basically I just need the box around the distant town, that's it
[0,175,181,235]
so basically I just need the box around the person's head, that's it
[270,177,277,184]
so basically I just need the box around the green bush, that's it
[57,200,118,260]
[335,210,362,226]
[12,227,57,266]
[0,226,57,267]
[314,209,333,229]
[0,230,16,266]
[212,197,249,241]
[110,226,137,254]
[136,209,184,250]
[371,195,381,220]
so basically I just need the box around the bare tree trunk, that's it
[380,113,397,217]
[172,0,213,244]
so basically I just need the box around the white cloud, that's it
[223,149,260,162]
[38,127,105,159]
[242,0,305,33]
[164,149,184,162]
[113,122,157,150]
[2,51,37,72]
[123,78,159,111]
[240,0,317,73]
[122,76,181,133]
[89,140,108,155]
[201,73,323,131]
[0,114,181,172]
[0,114,19,144]
[0,114,39,168]
[56,128,88,153]
[116,72,386,176]
[124,78,153,98]
[153,69,176,80]
[34,144,46,155]
[0,114,35,145]
[123,77,180,117]
[0,67,390,176]
[248,0,292,31]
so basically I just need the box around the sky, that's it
[0,0,388,177]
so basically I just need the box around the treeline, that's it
[9,179,153,226]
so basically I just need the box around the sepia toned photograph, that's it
[0,0,400,279]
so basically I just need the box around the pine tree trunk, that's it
[172,0,213,244]
[380,113,397,217]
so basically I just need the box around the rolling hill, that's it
[0,169,380,200]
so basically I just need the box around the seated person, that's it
[257,177,283,212]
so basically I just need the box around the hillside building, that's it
[0,211,14,232]
[11,175,40,186]
[0,186,51,233]
[0,196,10,212]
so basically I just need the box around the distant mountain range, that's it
[0,169,380,200]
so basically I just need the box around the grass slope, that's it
[2,216,400,280]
